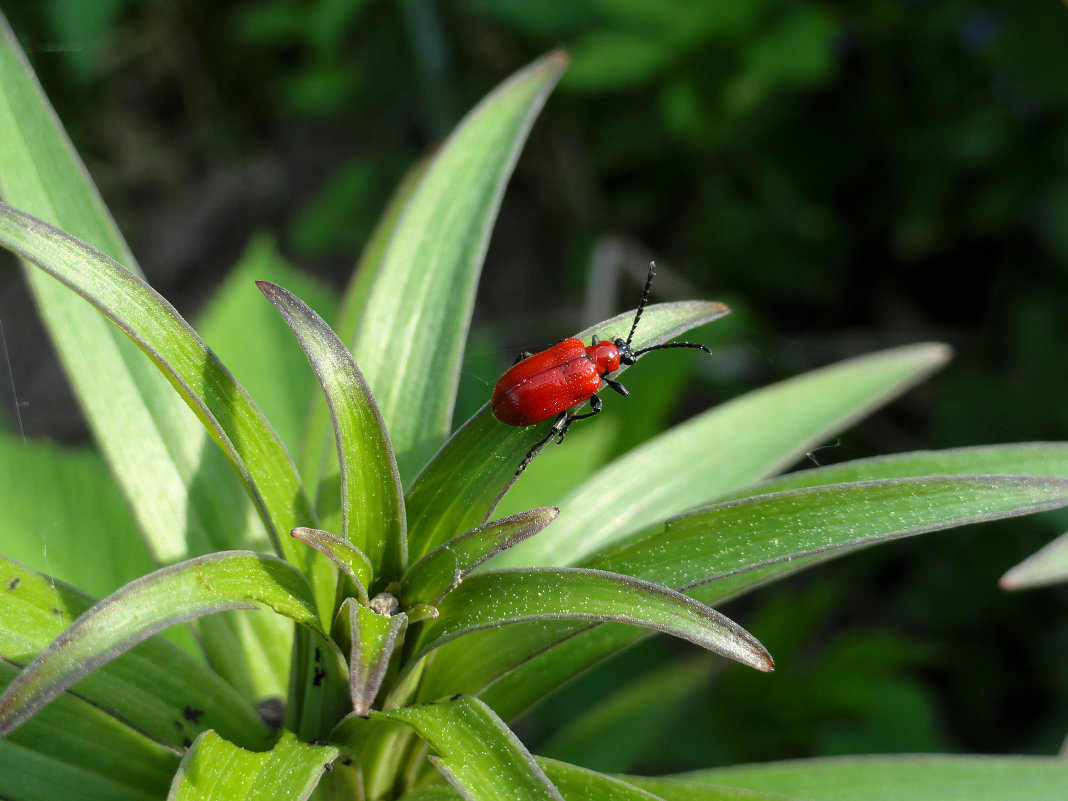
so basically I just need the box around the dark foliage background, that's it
[1,0,1066,772]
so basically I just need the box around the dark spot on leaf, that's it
[174,719,183,729]
[342,758,353,766]
[314,647,322,663]
[6,577,19,591]
[183,737,193,748]
[449,693,462,701]
[313,667,326,686]
[51,608,63,615]
[183,705,203,724]
[324,762,334,773]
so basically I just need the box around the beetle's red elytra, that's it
[492,262,712,475]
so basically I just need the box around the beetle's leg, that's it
[514,396,603,477]
[512,350,535,365]
[556,394,602,442]
[515,411,569,476]
[602,375,628,397]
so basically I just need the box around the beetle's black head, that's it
[614,337,637,365]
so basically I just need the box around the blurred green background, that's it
[1,0,1066,773]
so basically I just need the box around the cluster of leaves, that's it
[1,11,1067,801]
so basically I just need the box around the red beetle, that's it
[491,262,711,474]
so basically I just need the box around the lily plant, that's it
[0,15,1066,801]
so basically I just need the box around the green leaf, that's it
[0,662,179,801]
[348,52,567,484]
[291,527,373,605]
[196,234,337,457]
[405,300,730,562]
[493,342,951,568]
[0,551,332,739]
[0,433,156,599]
[408,568,772,673]
[345,599,407,716]
[168,730,337,801]
[590,476,1068,593]
[0,204,316,569]
[376,695,564,801]
[538,659,711,773]
[1001,530,1068,589]
[628,755,1068,801]
[401,508,559,605]
[0,554,271,751]
[719,442,1068,499]
[259,281,405,581]
[398,758,683,801]
[418,472,1068,720]
[0,12,265,575]
[301,156,429,507]
[542,760,768,801]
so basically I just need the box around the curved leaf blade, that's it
[402,508,559,605]
[410,568,772,672]
[351,52,567,484]
[259,281,406,580]
[346,600,407,716]
[405,301,730,562]
[0,203,315,568]
[376,695,564,801]
[291,527,373,605]
[629,755,1068,801]
[168,730,337,801]
[0,14,259,570]
[0,551,328,739]
[1000,530,1068,589]
[0,555,271,752]
[590,476,1068,592]
[301,156,429,502]
[0,661,179,801]
[418,473,1068,720]
[397,758,685,801]
[720,442,1068,499]
[494,342,951,568]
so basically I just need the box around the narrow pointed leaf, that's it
[402,508,559,605]
[418,473,1068,719]
[590,476,1068,592]
[0,551,331,739]
[0,555,271,751]
[720,442,1068,499]
[398,759,679,801]
[540,759,739,801]
[0,661,179,801]
[405,301,730,562]
[350,52,567,484]
[628,755,1068,801]
[0,434,155,599]
[0,204,315,568]
[409,568,772,673]
[346,599,407,715]
[197,235,337,455]
[494,342,951,568]
[1001,530,1068,589]
[0,16,257,565]
[376,695,564,801]
[301,156,429,503]
[291,527,373,604]
[538,659,711,773]
[168,730,337,801]
[260,281,406,579]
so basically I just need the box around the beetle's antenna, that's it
[624,262,657,347]
[631,341,712,359]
